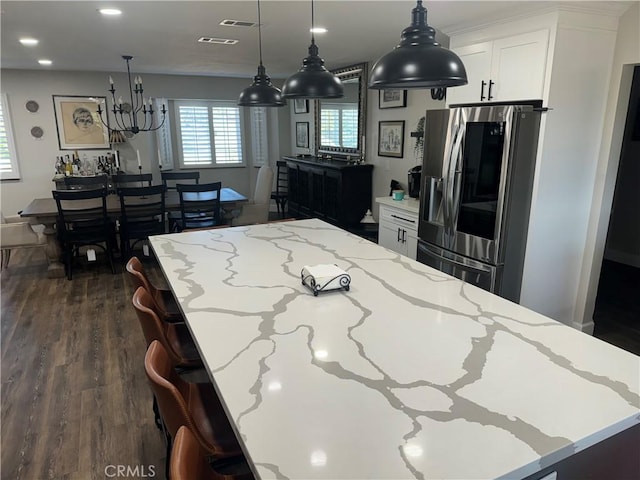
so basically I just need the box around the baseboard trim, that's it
[573,320,595,334]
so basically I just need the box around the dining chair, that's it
[232,165,273,226]
[112,173,153,189]
[0,212,47,269]
[176,182,223,232]
[145,340,246,478]
[171,426,253,480]
[126,256,183,323]
[161,171,200,191]
[63,174,109,191]
[270,160,288,219]
[52,187,116,280]
[161,171,200,231]
[117,185,166,260]
[132,286,202,369]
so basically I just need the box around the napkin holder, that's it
[301,264,351,296]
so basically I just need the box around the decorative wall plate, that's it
[25,100,39,113]
[30,126,44,138]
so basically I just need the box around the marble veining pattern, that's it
[149,219,640,480]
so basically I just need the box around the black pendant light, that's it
[281,0,343,99]
[238,0,285,107]
[369,0,467,89]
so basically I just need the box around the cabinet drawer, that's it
[379,205,418,232]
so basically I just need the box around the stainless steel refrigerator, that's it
[417,104,541,302]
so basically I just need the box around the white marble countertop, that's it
[149,219,639,480]
[376,196,421,214]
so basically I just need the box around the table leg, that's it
[38,217,65,278]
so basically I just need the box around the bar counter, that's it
[149,219,639,480]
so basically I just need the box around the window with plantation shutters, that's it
[320,103,358,149]
[0,94,20,180]
[174,100,244,167]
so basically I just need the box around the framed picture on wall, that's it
[52,95,110,149]
[294,98,309,114]
[378,120,405,158]
[379,89,407,109]
[296,122,309,148]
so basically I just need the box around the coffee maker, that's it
[408,165,422,198]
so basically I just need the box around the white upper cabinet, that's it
[448,29,549,105]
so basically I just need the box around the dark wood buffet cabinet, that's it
[284,156,373,230]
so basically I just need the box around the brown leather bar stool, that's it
[171,426,254,480]
[126,256,183,323]
[132,286,201,369]
[145,341,247,478]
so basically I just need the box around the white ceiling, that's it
[0,1,633,80]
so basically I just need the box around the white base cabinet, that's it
[376,198,419,260]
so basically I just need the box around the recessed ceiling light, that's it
[38,59,52,66]
[310,27,327,34]
[19,38,39,46]
[99,8,122,16]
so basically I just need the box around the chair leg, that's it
[152,395,163,431]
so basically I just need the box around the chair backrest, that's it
[63,174,109,191]
[144,340,196,440]
[113,173,153,188]
[253,165,273,205]
[145,340,236,459]
[170,426,221,480]
[52,187,110,243]
[132,286,172,351]
[274,160,288,195]
[161,171,200,191]
[117,185,167,241]
[125,256,153,294]
[176,182,222,230]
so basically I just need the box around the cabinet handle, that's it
[480,80,487,101]
[402,229,407,244]
[397,228,402,243]
[488,80,494,101]
[390,214,415,224]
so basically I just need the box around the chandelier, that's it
[97,55,166,136]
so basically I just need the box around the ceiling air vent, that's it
[220,19,257,27]
[198,37,239,45]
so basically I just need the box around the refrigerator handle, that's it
[426,176,443,222]
[446,122,465,235]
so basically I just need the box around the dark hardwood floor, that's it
[1,244,638,479]
[1,249,165,480]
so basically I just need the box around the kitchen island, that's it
[150,219,639,480]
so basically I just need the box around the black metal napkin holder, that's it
[301,264,351,297]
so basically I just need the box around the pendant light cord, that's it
[257,0,264,66]
[310,0,316,45]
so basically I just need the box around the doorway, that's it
[592,66,640,356]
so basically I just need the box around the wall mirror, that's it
[314,62,368,158]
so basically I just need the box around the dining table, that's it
[20,188,247,278]
[149,218,639,480]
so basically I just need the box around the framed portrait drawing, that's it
[378,120,405,158]
[294,98,309,114]
[296,122,309,148]
[379,89,407,109]
[53,95,110,149]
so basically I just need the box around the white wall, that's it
[367,88,444,218]
[575,2,640,331]
[0,69,290,215]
